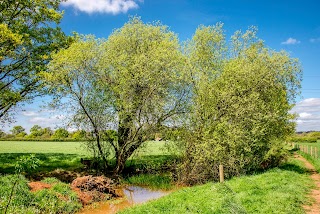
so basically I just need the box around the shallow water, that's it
[79,186,169,214]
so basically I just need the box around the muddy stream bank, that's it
[79,185,170,214]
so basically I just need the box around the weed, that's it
[124,174,173,190]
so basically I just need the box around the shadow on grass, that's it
[0,153,180,180]
[122,155,180,175]
[0,153,84,175]
[279,162,309,174]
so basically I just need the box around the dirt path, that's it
[294,154,320,214]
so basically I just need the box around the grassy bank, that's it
[295,141,320,173]
[298,151,320,173]
[0,175,81,214]
[120,158,313,214]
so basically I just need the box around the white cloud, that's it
[281,37,301,45]
[310,38,320,43]
[21,111,38,117]
[67,127,78,132]
[29,114,66,126]
[299,112,312,119]
[291,98,320,131]
[61,0,142,14]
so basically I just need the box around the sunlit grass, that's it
[120,157,313,214]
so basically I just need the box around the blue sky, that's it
[3,0,320,132]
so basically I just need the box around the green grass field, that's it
[0,141,88,154]
[0,140,172,155]
[0,141,176,175]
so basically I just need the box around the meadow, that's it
[0,140,317,213]
[0,141,88,154]
[0,141,175,176]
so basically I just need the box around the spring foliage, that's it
[0,0,70,120]
[45,18,301,178]
[45,17,190,174]
[180,24,302,184]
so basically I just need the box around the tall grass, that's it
[124,174,174,190]
[0,175,81,214]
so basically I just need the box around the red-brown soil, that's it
[28,175,120,206]
[294,154,320,214]
[28,181,52,192]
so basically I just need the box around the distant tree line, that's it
[288,131,320,143]
[0,125,87,141]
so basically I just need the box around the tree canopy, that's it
[10,125,25,136]
[0,0,70,121]
[45,17,191,174]
[180,25,302,184]
[44,17,301,178]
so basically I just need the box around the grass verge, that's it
[0,175,81,214]
[298,151,320,173]
[120,157,313,214]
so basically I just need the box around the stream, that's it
[79,186,170,214]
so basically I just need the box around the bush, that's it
[288,136,317,143]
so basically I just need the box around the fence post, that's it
[315,147,318,159]
[219,164,224,183]
[311,147,313,157]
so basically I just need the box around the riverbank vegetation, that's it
[120,157,313,214]
[0,142,316,214]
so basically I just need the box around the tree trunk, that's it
[95,132,109,170]
[112,140,142,176]
[113,152,126,176]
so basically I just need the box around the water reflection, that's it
[79,186,169,214]
[124,186,168,204]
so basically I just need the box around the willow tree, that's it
[0,0,69,120]
[180,25,302,184]
[44,35,111,167]
[102,17,190,175]
[45,18,190,175]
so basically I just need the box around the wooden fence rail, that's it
[290,142,319,159]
